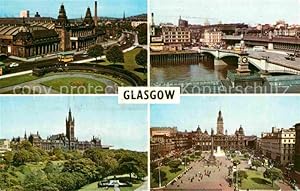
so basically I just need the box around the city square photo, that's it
[150,96,300,190]
[0,0,147,94]
[0,96,148,191]
[150,0,300,93]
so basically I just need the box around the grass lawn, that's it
[124,48,146,81]
[0,74,38,88]
[240,170,280,190]
[41,77,106,94]
[151,165,185,188]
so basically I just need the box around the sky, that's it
[0,0,147,18]
[151,0,300,26]
[0,96,148,152]
[151,96,300,136]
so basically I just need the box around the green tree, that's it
[263,167,283,186]
[252,160,262,170]
[119,160,139,182]
[135,49,147,74]
[195,151,202,156]
[233,159,240,166]
[168,160,181,170]
[63,158,97,182]
[51,148,65,160]
[152,168,167,184]
[13,149,30,166]
[3,151,14,165]
[87,45,104,61]
[106,45,124,64]
[233,170,248,186]
[136,23,147,45]
[161,158,171,165]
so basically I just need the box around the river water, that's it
[150,60,237,83]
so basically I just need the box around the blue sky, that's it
[151,0,300,25]
[0,0,147,18]
[151,96,300,136]
[0,96,147,152]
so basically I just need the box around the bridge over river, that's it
[199,48,300,75]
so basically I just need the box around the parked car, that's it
[253,46,266,52]
[9,62,19,68]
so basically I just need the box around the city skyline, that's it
[0,96,147,152]
[151,0,300,25]
[151,96,300,136]
[0,0,146,18]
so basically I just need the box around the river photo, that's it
[150,58,237,84]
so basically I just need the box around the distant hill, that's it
[126,14,147,21]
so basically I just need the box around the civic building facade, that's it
[150,110,248,161]
[12,109,109,151]
[0,1,104,58]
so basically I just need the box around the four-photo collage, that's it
[0,0,300,190]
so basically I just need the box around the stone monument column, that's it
[236,52,251,76]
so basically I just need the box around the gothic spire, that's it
[68,108,72,121]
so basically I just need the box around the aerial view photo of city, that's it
[150,0,300,93]
[0,0,147,94]
[150,96,300,190]
[0,96,148,191]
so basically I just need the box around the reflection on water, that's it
[150,61,237,83]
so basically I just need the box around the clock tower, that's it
[217,110,224,135]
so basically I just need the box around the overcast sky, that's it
[151,0,300,25]
[151,96,300,137]
[0,0,146,18]
[0,96,147,152]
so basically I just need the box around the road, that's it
[248,49,300,71]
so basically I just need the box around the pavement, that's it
[166,155,232,190]
[0,70,32,80]
[135,177,148,191]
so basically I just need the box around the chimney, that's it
[94,1,98,26]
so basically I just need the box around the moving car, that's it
[285,53,296,61]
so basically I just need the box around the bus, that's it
[57,51,74,63]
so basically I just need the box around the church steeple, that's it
[217,110,224,135]
[66,108,75,142]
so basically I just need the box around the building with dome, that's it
[0,1,104,57]
[150,110,247,161]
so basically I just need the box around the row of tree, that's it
[0,141,147,191]
[87,45,147,73]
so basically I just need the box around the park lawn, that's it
[151,165,185,188]
[41,77,106,94]
[124,48,146,80]
[0,74,38,88]
[240,170,280,190]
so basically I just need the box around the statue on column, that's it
[208,128,216,165]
